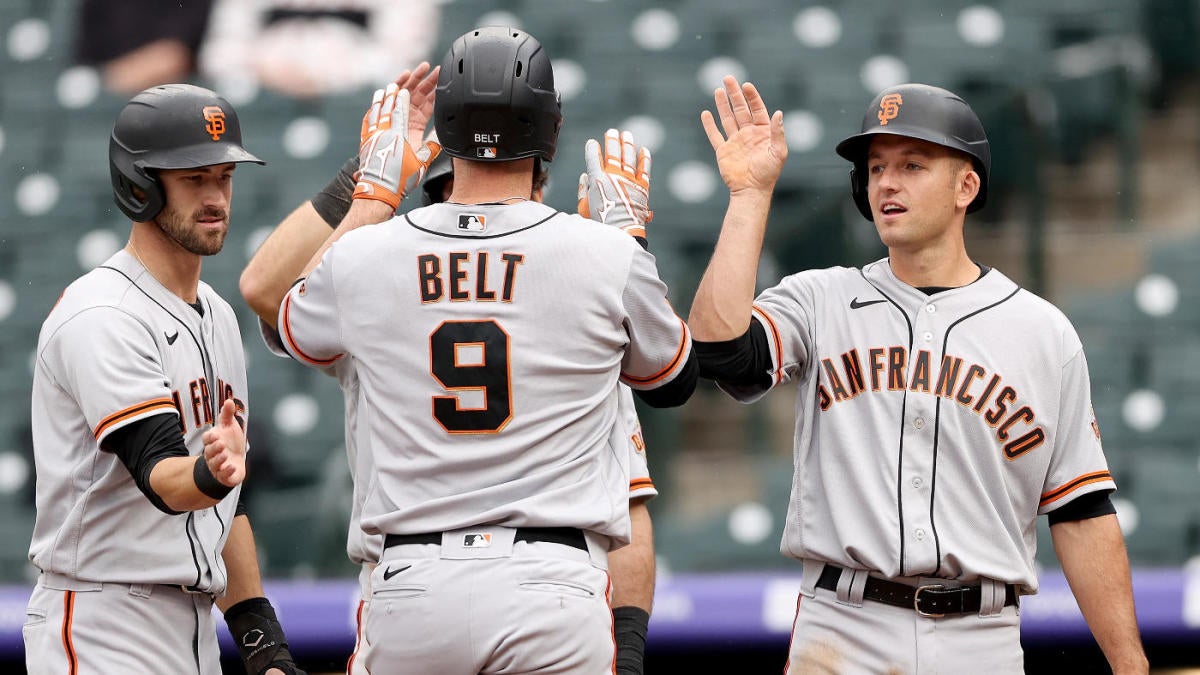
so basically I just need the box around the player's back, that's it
[300,200,687,542]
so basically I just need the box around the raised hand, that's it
[390,62,441,153]
[577,129,652,241]
[353,81,442,209]
[700,76,787,194]
[201,399,246,488]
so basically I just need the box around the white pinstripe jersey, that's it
[29,251,246,593]
[279,201,688,545]
[722,258,1113,592]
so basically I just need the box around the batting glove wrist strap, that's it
[311,155,359,229]
[193,455,233,500]
[224,597,305,675]
[577,129,653,245]
[613,605,649,675]
[353,84,441,210]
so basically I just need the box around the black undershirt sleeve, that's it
[1047,489,1116,525]
[693,318,774,388]
[100,412,189,515]
[632,348,699,408]
[235,494,249,518]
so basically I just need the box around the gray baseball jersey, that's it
[724,258,1113,592]
[29,249,246,591]
[277,200,689,545]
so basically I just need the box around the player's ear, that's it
[955,162,980,211]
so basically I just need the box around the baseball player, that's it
[687,79,1148,674]
[241,127,660,674]
[24,84,304,675]
[276,27,696,673]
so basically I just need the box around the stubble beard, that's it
[155,204,228,256]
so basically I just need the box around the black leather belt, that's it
[816,565,1018,618]
[384,527,587,552]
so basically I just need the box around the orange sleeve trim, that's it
[281,293,343,367]
[622,317,689,385]
[346,599,365,673]
[629,478,655,492]
[62,590,78,674]
[1039,470,1113,508]
[752,304,784,384]
[93,398,177,440]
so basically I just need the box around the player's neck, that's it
[888,245,977,290]
[447,159,535,205]
[127,225,202,303]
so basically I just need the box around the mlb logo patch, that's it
[463,533,492,548]
[476,147,498,159]
[458,214,486,232]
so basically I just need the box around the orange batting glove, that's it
[353,83,441,210]
[577,128,653,244]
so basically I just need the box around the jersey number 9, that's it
[430,320,513,434]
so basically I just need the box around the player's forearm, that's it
[1051,514,1148,674]
[688,189,773,341]
[300,199,393,278]
[240,201,333,328]
[148,456,223,512]
[217,515,266,612]
[610,500,655,611]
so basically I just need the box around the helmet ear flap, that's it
[112,163,165,222]
[849,164,873,222]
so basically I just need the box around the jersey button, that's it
[915,528,926,540]
[922,331,933,342]
[913,417,926,430]
[912,477,923,489]
[925,304,936,314]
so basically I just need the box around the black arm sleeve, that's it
[235,494,249,518]
[693,318,774,387]
[310,155,359,228]
[100,412,188,515]
[1047,489,1117,525]
[632,348,698,408]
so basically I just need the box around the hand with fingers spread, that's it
[353,66,443,210]
[202,399,247,488]
[700,76,787,194]
[577,128,653,244]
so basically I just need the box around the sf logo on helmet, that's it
[877,93,903,126]
[202,106,226,141]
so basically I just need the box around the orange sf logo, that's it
[877,93,903,126]
[202,106,226,141]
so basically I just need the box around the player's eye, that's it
[905,162,923,171]
[868,164,884,174]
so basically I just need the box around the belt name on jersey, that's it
[170,375,245,434]
[816,346,1046,459]
[418,252,525,303]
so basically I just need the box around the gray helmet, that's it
[835,83,990,221]
[433,26,562,163]
[109,84,264,221]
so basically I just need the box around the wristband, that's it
[311,155,359,228]
[193,455,233,500]
[613,605,649,675]
[224,597,304,675]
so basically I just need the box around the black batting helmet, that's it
[109,84,264,222]
[433,26,562,163]
[835,83,990,221]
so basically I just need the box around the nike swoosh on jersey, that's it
[165,330,179,345]
[382,564,412,580]
[849,297,887,309]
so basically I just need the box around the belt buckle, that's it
[180,585,207,595]
[913,584,946,618]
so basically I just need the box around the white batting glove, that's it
[353,83,442,209]
[577,128,652,242]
